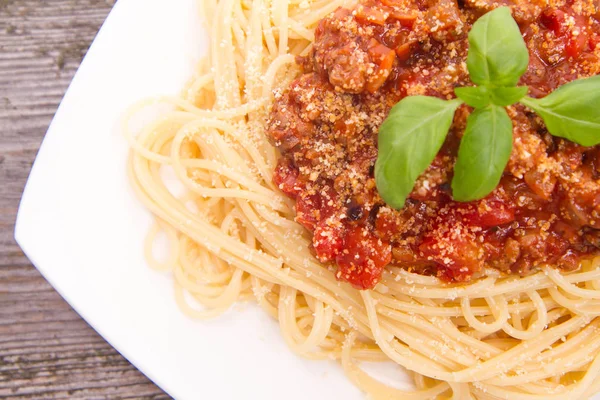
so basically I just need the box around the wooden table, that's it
[1,1,169,398]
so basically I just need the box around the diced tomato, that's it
[368,41,395,68]
[395,42,412,61]
[335,227,392,289]
[539,8,566,34]
[535,8,590,60]
[295,185,338,230]
[355,5,388,26]
[566,14,590,58]
[567,32,589,58]
[468,200,515,228]
[451,198,515,228]
[366,41,395,92]
[295,193,320,230]
[477,205,515,227]
[273,160,302,198]
[319,185,338,220]
[313,221,345,263]
[419,228,483,282]
[388,11,417,27]
[524,169,557,200]
[375,210,400,238]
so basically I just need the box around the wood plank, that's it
[0,1,170,398]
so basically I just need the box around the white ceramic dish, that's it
[14,1,365,398]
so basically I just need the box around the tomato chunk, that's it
[366,41,396,92]
[540,8,566,34]
[355,5,387,26]
[419,229,482,282]
[336,227,392,289]
[273,160,302,198]
[295,193,320,230]
[466,201,515,228]
[567,14,590,58]
[313,222,345,263]
[295,186,338,230]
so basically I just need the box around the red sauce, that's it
[267,0,600,289]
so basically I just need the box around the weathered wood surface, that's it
[0,1,169,398]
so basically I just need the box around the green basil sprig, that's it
[375,97,462,209]
[375,6,600,209]
[452,105,513,201]
[466,7,529,87]
[520,76,600,147]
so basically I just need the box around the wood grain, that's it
[0,1,169,398]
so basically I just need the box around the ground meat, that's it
[266,0,600,289]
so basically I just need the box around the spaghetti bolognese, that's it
[127,0,600,398]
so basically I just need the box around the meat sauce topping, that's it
[267,0,600,289]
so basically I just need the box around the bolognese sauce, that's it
[266,0,600,289]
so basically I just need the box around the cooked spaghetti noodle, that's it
[126,0,600,398]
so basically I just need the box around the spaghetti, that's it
[126,0,600,398]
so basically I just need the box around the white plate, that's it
[14,1,362,398]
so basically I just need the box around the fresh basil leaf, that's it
[452,105,513,202]
[375,97,462,209]
[489,86,528,107]
[455,86,490,108]
[520,75,600,146]
[467,7,529,87]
